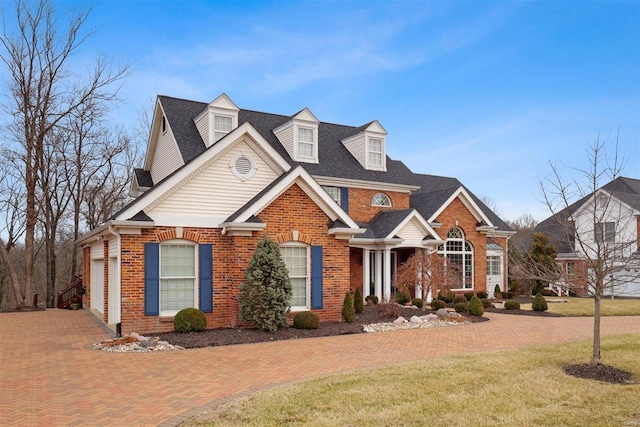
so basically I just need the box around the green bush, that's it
[395,291,411,305]
[464,292,474,301]
[365,294,379,305]
[480,298,491,308]
[438,291,454,303]
[353,287,364,314]
[454,302,468,313]
[504,300,520,310]
[494,284,502,299]
[468,296,484,316]
[453,295,467,304]
[173,308,207,333]
[477,291,488,299]
[430,299,446,310]
[293,311,320,329]
[342,291,355,323]
[532,292,548,312]
[412,298,423,308]
[239,236,292,332]
[504,291,514,299]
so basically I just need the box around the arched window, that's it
[438,227,473,289]
[371,193,391,207]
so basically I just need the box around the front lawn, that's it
[183,334,640,426]
[519,297,640,316]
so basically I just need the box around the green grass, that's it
[520,297,640,316]
[186,335,640,427]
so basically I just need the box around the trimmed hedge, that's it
[480,298,491,308]
[173,308,207,333]
[454,302,468,313]
[504,300,520,310]
[293,311,320,329]
[412,298,424,308]
[395,291,411,305]
[468,296,484,316]
[532,293,548,312]
[477,291,488,299]
[430,300,446,310]
[365,294,379,305]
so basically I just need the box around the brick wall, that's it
[434,197,488,294]
[107,182,350,334]
[347,188,409,222]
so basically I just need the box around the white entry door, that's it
[91,259,104,314]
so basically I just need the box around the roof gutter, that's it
[76,220,156,246]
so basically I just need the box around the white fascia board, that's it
[76,220,156,246]
[366,120,387,135]
[219,222,266,235]
[233,166,360,229]
[209,93,240,111]
[349,238,404,248]
[313,175,419,193]
[328,227,367,239]
[387,209,442,241]
[115,123,292,221]
[486,230,517,238]
[427,186,495,227]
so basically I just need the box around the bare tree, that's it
[0,0,128,306]
[539,135,639,365]
[394,249,459,310]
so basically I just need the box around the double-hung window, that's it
[214,115,233,142]
[487,256,501,276]
[322,186,341,204]
[160,244,197,314]
[280,244,310,310]
[297,127,315,159]
[595,221,616,244]
[368,138,383,167]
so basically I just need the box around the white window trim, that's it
[280,242,311,311]
[213,114,234,142]
[367,137,384,167]
[322,186,341,204]
[487,255,502,276]
[294,125,318,162]
[439,227,474,290]
[159,240,199,316]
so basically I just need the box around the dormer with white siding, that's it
[194,93,239,148]
[273,108,319,164]
[341,120,387,172]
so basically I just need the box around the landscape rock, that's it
[420,314,439,322]
[436,308,450,318]
[393,316,407,324]
[409,316,423,323]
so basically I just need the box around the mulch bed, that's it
[156,304,487,349]
[564,363,635,384]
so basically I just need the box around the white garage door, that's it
[91,259,104,314]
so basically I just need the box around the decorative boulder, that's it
[393,316,407,324]
[436,308,450,318]
[409,316,423,323]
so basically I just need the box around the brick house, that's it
[78,94,514,334]
[534,176,640,297]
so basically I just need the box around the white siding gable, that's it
[150,127,184,184]
[396,217,428,246]
[147,137,280,227]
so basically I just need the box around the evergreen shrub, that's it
[293,311,320,329]
[468,296,484,316]
[354,287,364,313]
[454,302,468,313]
[532,292,548,312]
[173,308,207,333]
[504,300,520,310]
[394,291,411,305]
[342,291,355,323]
[430,300,446,310]
[412,298,423,308]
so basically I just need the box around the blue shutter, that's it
[311,245,323,309]
[144,243,160,316]
[340,187,349,213]
[199,244,213,313]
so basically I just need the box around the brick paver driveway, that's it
[0,309,638,426]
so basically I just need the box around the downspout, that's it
[107,225,122,337]
[505,234,511,294]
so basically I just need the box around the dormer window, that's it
[368,137,383,167]
[297,127,315,159]
[214,115,233,142]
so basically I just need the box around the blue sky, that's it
[40,1,640,221]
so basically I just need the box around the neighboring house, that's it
[77,94,514,334]
[534,177,640,297]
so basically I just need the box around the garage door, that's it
[91,259,104,314]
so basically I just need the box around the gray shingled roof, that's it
[363,209,416,239]
[157,95,417,186]
[533,176,639,253]
[117,95,513,233]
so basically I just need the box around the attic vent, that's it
[230,152,256,181]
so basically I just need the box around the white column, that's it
[363,248,370,299]
[383,248,391,302]
[374,250,382,301]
